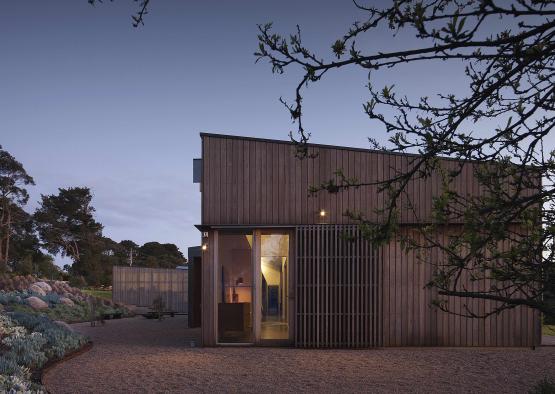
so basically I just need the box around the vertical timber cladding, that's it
[112,266,188,313]
[295,225,382,348]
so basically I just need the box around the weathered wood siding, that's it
[201,133,521,226]
[291,225,540,348]
[112,266,188,313]
[380,228,540,347]
[199,133,541,347]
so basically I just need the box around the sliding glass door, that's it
[216,230,291,344]
[217,232,253,343]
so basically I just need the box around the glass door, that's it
[217,232,253,343]
[260,233,289,340]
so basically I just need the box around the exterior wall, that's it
[201,226,541,347]
[381,228,541,347]
[201,133,525,226]
[112,266,188,313]
[199,133,541,347]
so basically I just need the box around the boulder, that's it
[28,284,46,296]
[53,321,74,332]
[59,297,75,307]
[26,296,48,310]
[33,281,52,292]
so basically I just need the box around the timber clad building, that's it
[193,132,541,348]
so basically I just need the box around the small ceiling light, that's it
[320,209,326,217]
[201,243,208,251]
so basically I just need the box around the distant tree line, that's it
[0,145,186,287]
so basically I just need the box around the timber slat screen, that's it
[295,225,382,348]
[112,266,188,313]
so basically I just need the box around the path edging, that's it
[39,341,94,389]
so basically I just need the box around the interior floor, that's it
[261,319,288,340]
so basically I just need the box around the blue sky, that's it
[1,1,476,265]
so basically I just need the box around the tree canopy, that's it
[33,186,187,285]
[88,0,150,27]
[256,0,555,318]
[0,145,35,271]
[34,187,103,263]
[0,145,187,286]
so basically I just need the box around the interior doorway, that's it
[260,233,289,340]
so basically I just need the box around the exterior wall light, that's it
[320,209,326,217]
[201,243,208,251]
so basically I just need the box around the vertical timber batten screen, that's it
[112,266,188,313]
[295,225,382,348]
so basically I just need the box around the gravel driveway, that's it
[44,316,555,393]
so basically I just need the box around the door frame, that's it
[255,228,295,346]
[210,227,295,346]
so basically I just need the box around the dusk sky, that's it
[1,1,472,265]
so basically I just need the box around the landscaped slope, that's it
[0,275,128,323]
[0,312,88,393]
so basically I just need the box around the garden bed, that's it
[36,340,93,385]
[0,312,90,392]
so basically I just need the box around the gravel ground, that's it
[44,316,555,394]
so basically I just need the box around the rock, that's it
[33,281,52,292]
[28,284,46,296]
[26,296,48,310]
[53,321,74,332]
[59,297,74,307]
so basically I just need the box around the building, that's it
[194,132,541,347]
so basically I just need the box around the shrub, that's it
[9,312,88,358]
[530,378,555,394]
[0,314,27,338]
[0,311,88,394]
[69,275,87,289]
[40,326,87,358]
[43,302,90,323]
[2,332,48,369]
[39,293,61,305]
[0,291,25,306]
[152,296,165,321]
[9,304,35,315]
[0,374,39,393]
[0,355,25,377]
